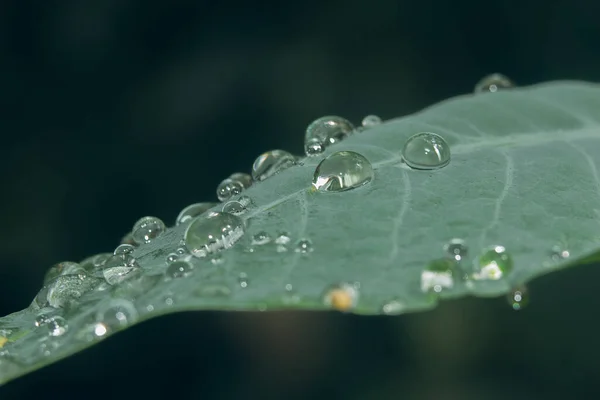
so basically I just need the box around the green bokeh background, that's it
[1,1,599,398]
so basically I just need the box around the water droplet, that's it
[43,261,83,285]
[507,286,528,310]
[44,274,98,308]
[275,232,291,252]
[473,245,513,280]
[550,245,570,261]
[474,73,514,93]
[444,238,468,262]
[294,239,313,253]
[322,282,359,312]
[402,132,451,170]
[114,244,135,256]
[229,172,253,189]
[184,212,245,257]
[102,254,140,285]
[45,316,68,337]
[96,299,138,329]
[131,216,166,244]
[304,116,354,156]
[238,272,249,288]
[166,253,179,263]
[164,296,174,306]
[222,200,247,215]
[361,115,382,127]
[381,298,407,315]
[176,247,187,255]
[79,253,111,272]
[252,231,271,245]
[216,178,244,202]
[176,202,217,226]
[421,259,455,293]
[165,260,194,279]
[252,149,296,181]
[210,254,225,265]
[312,151,374,192]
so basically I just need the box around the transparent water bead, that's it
[251,231,271,245]
[45,316,68,337]
[361,114,382,127]
[96,299,138,330]
[474,73,514,93]
[184,212,245,258]
[444,238,468,262]
[304,116,354,155]
[294,239,313,253]
[312,151,374,192]
[165,260,194,279]
[322,282,359,312]
[176,202,217,226]
[420,259,456,293]
[507,286,528,310]
[43,261,84,285]
[102,254,140,285]
[113,244,135,256]
[216,173,253,202]
[238,272,249,288]
[131,216,166,244]
[41,274,97,308]
[252,149,296,181]
[222,200,247,215]
[473,245,513,280]
[402,132,451,170]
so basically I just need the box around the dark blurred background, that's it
[2,0,600,399]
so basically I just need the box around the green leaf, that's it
[2,80,599,385]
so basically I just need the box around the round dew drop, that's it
[322,282,359,312]
[46,316,68,337]
[176,202,216,226]
[252,231,271,245]
[294,239,313,253]
[102,254,140,285]
[96,299,138,330]
[216,178,244,202]
[222,200,247,215]
[304,137,325,157]
[402,132,451,170]
[361,114,382,127]
[43,261,83,285]
[184,212,245,258]
[474,73,514,93]
[420,258,456,293]
[252,149,297,181]
[312,151,374,192]
[444,238,468,262]
[165,260,194,279]
[131,216,166,245]
[473,245,513,280]
[304,116,355,157]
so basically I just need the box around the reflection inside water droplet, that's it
[421,259,455,293]
[473,245,513,280]
[96,299,138,329]
[444,238,468,262]
[114,244,135,256]
[131,216,166,244]
[294,239,313,253]
[184,212,245,257]
[312,151,374,192]
[474,73,514,93]
[252,150,296,181]
[402,132,451,170]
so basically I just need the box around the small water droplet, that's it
[238,272,249,288]
[361,115,382,127]
[96,299,138,329]
[216,178,244,202]
[473,245,513,280]
[294,239,313,253]
[165,260,194,279]
[252,231,271,245]
[402,132,451,170]
[176,202,217,225]
[304,116,355,156]
[251,149,296,181]
[45,316,68,337]
[421,259,456,293]
[275,232,291,245]
[131,216,166,244]
[176,247,187,255]
[184,212,245,257]
[474,73,514,93]
[312,151,374,192]
[381,298,407,315]
[43,261,83,285]
[507,285,528,311]
[550,245,570,261]
[229,172,253,188]
[114,244,135,256]
[222,200,247,215]
[444,238,468,262]
[166,253,179,263]
[210,254,225,265]
[322,282,359,312]
[42,274,98,308]
[102,254,140,285]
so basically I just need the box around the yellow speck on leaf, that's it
[0,336,8,348]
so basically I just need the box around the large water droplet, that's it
[43,261,84,285]
[304,116,354,156]
[421,259,455,293]
[444,238,468,262]
[361,115,382,127]
[184,212,245,257]
[176,202,217,226]
[402,132,451,170]
[165,260,194,279]
[102,254,140,285]
[43,274,98,308]
[275,231,291,252]
[252,150,296,181]
[474,73,514,93]
[507,285,528,310]
[473,245,513,280]
[322,282,359,312]
[312,151,374,192]
[131,216,166,244]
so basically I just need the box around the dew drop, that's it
[79,253,111,272]
[176,247,187,255]
[473,245,513,280]
[322,282,359,312]
[96,299,138,329]
[474,73,514,93]
[114,244,135,256]
[507,285,528,311]
[45,316,68,337]
[421,259,455,293]
[312,151,374,192]
[402,132,451,170]
[165,260,194,279]
[252,149,297,181]
[166,253,179,263]
[216,178,244,202]
[43,261,83,285]
[275,232,291,252]
[444,238,468,262]
[550,245,570,261]
[304,116,354,156]
[131,216,166,244]
[294,239,313,253]
[176,202,217,226]
[361,115,382,127]
[222,200,247,215]
[381,298,407,315]
[210,254,225,265]
[184,212,245,258]
[238,272,249,288]
[251,231,271,245]
[44,274,98,308]
[102,254,140,285]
